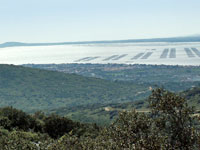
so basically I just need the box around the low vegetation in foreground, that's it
[1,88,200,150]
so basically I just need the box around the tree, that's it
[0,107,42,132]
[0,107,32,131]
[149,88,199,149]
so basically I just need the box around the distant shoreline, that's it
[1,36,200,48]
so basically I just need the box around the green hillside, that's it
[26,63,200,92]
[0,64,150,112]
[1,88,200,149]
[180,87,200,109]
[47,100,148,125]
[54,86,200,125]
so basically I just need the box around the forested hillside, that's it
[0,64,150,112]
[48,86,200,125]
[1,89,200,149]
[25,63,200,92]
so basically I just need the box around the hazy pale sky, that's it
[0,0,200,43]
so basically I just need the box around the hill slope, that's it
[181,87,200,109]
[0,65,150,112]
[26,64,200,92]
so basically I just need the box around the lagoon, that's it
[0,42,200,66]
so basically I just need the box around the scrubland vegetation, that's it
[1,64,200,149]
[1,88,200,149]
[25,63,200,92]
[0,64,148,113]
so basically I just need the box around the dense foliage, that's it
[25,63,200,92]
[1,88,200,149]
[1,64,200,124]
[0,64,149,112]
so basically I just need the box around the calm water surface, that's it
[0,42,200,66]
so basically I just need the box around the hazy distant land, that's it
[1,36,200,48]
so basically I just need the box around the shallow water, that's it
[0,42,200,66]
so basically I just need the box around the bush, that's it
[48,88,200,150]
[149,88,199,149]
[1,88,200,149]
[0,107,42,132]
[44,114,76,139]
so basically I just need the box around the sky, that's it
[0,0,200,43]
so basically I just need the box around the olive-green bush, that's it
[1,88,200,150]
